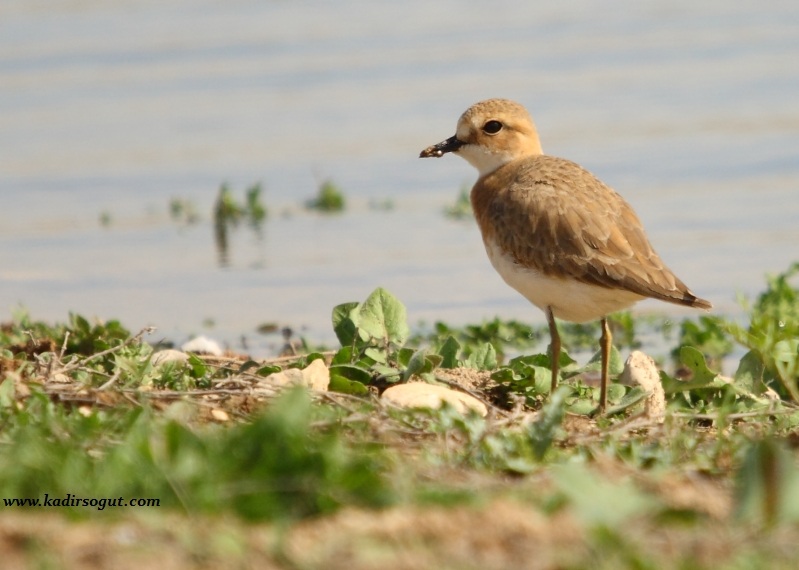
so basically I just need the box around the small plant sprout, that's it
[306,179,346,212]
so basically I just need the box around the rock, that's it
[382,382,488,417]
[263,358,330,391]
[210,409,230,422]
[620,350,666,422]
[151,349,190,366]
[181,335,223,356]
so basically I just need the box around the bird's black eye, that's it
[482,120,503,135]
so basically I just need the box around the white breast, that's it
[484,240,643,323]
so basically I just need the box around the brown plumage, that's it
[472,155,711,311]
[420,98,711,411]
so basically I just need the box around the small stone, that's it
[620,350,666,422]
[263,358,330,391]
[151,349,190,366]
[181,335,223,356]
[210,408,230,422]
[382,382,487,416]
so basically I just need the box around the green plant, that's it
[169,197,200,224]
[212,182,268,265]
[0,387,395,520]
[727,263,799,401]
[213,183,267,227]
[672,315,734,371]
[306,179,345,212]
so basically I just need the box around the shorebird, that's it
[420,98,711,411]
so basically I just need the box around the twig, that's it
[56,326,156,375]
[59,331,70,360]
[97,368,122,391]
[671,408,798,421]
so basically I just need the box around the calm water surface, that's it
[1,1,798,356]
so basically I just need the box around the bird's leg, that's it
[599,317,611,411]
[547,307,560,395]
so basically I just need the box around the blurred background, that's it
[1,0,798,356]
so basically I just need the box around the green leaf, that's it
[364,347,388,364]
[492,353,552,396]
[0,378,15,408]
[372,364,401,381]
[396,347,416,368]
[328,364,372,385]
[438,336,461,368]
[733,350,765,394]
[773,338,799,384]
[332,302,360,346]
[464,342,497,371]
[255,364,282,376]
[329,374,370,395]
[605,386,648,416]
[527,388,567,459]
[583,345,624,376]
[677,346,721,389]
[402,348,429,381]
[331,346,354,366]
[566,398,596,416]
[186,354,207,378]
[305,352,326,364]
[355,288,409,347]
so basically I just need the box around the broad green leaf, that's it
[676,346,721,389]
[186,353,207,378]
[528,388,567,459]
[305,352,326,364]
[372,364,401,381]
[329,364,372,385]
[605,386,648,416]
[402,348,429,381]
[332,301,360,346]
[607,383,627,403]
[0,378,15,408]
[438,336,461,368]
[773,338,799,383]
[733,350,765,394]
[426,354,443,369]
[331,346,354,365]
[364,347,388,364]
[396,347,416,368]
[329,374,370,395]
[255,364,282,376]
[566,398,597,416]
[355,288,409,347]
[583,345,624,376]
[465,342,497,371]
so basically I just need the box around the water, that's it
[1,0,798,356]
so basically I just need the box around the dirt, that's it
[2,490,798,570]
[3,349,798,568]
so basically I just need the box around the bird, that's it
[419,98,711,412]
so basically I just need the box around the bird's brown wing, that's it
[474,155,711,310]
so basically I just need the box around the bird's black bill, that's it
[419,135,464,158]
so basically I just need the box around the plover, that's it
[420,98,711,411]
